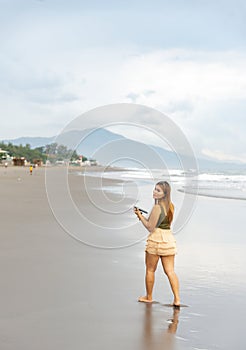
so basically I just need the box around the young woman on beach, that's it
[134,181,180,307]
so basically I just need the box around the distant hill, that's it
[2,129,246,172]
[2,136,55,148]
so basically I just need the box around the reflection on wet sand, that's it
[141,304,180,350]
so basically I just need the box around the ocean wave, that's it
[74,168,246,200]
[178,187,246,201]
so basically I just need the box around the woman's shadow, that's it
[141,303,180,350]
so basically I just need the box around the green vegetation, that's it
[44,143,80,163]
[0,142,81,163]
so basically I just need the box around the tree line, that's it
[0,142,87,163]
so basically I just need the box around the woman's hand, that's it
[134,207,142,220]
[134,205,161,232]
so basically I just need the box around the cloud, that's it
[165,99,194,114]
[113,50,246,162]
[202,149,246,164]
[1,1,246,163]
[143,90,156,97]
[126,92,139,103]
[120,50,246,103]
[126,90,156,103]
[2,48,246,161]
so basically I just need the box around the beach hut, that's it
[13,157,26,166]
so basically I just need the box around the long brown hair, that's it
[156,181,174,224]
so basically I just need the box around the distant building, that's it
[33,159,43,167]
[0,149,12,164]
[80,159,98,167]
[13,157,26,166]
[69,154,98,167]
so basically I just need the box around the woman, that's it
[134,181,180,307]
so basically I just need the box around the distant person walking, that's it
[29,165,33,175]
[134,181,180,307]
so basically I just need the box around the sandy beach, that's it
[0,165,246,350]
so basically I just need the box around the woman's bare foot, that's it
[172,299,181,308]
[138,296,153,303]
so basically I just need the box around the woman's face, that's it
[153,184,165,200]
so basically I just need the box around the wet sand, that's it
[0,166,246,350]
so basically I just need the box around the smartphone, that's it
[134,206,148,214]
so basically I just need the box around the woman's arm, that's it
[134,205,161,232]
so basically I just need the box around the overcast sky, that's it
[1,0,246,163]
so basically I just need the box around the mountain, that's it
[2,129,124,153]
[2,129,246,172]
[2,136,55,148]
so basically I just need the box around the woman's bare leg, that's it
[161,255,180,306]
[139,252,159,303]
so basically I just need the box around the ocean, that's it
[76,167,246,201]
